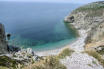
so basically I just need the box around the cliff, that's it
[63,1,104,68]
[0,23,8,54]
[64,1,104,46]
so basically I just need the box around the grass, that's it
[85,50,104,67]
[0,48,74,69]
[0,56,21,68]
[22,56,66,69]
[98,50,104,55]
[0,55,67,69]
[22,48,74,69]
[57,48,74,59]
[0,66,9,69]
[87,64,93,67]
[92,60,98,66]
[0,56,26,69]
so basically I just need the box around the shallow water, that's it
[0,2,81,51]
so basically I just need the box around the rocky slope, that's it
[65,1,104,48]
[63,1,104,69]
[0,23,41,68]
[1,1,104,69]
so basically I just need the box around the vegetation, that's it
[73,2,104,17]
[0,56,21,68]
[97,50,104,55]
[22,56,66,69]
[75,2,104,12]
[85,50,104,67]
[0,48,74,69]
[0,66,9,69]
[0,47,74,69]
[22,48,74,69]
[92,60,98,65]
[57,48,74,59]
[87,64,93,67]
[96,46,104,55]
[0,55,66,69]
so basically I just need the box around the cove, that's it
[0,2,81,51]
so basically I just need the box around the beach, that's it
[36,28,88,56]
[36,26,104,69]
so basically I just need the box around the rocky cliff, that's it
[64,1,104,45]
[63,2,104,68]
[0,23,8,54]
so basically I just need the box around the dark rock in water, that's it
[7,33,11,40]
[7,45,21,53]
[0,23,8,54]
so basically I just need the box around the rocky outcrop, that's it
[63,2,104,69]
[0,23,42,68]
[0,23,21,54]
[64,1,104,45]
[13,48,40,61]
[0,23,8,54]
[85,21,104,44]
[0,48,41,68]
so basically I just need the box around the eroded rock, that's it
[0,23,8,54]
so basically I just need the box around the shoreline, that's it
[36,29,88,56]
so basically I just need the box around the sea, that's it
[0,1,82,51]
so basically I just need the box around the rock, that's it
[0,23,8,54]
[85,21,104,44]
[0,23,21,54]
[26,48,33,55]
[0,23,41,66]
[7,45,21,53]
[13,48,39,61]
[64,16,74,23]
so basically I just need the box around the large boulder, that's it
[0,23,8,54]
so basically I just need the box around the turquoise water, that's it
[0,2,81,51]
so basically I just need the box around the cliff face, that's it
[0,23,8,54]
[64,1,104,45]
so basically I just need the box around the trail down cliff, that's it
[63,1,104,69]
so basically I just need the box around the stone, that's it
[8,45,21,53]
[13,48,39,61]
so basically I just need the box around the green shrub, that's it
[0,56,18,68]
[85,50,104,66]
[57,48,74,59]
[0,56,24,69]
